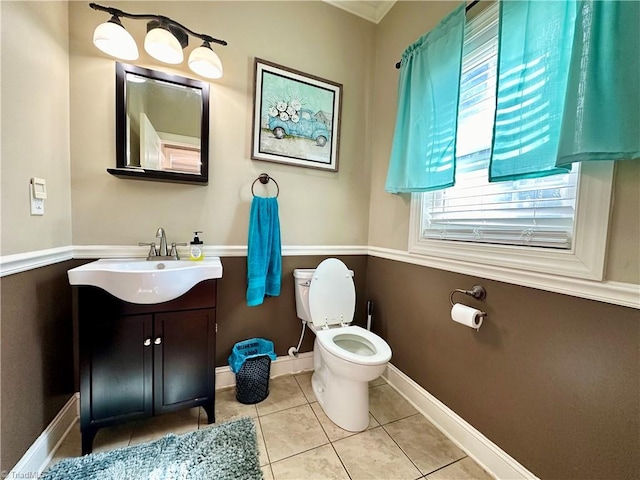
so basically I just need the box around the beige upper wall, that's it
[1,1,72,256]
[68,1,375,248]
[369,1,640,284]
[3,0,637,284]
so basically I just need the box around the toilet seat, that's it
[307,258,392,367]
[316,326,392,366]
[309,258,355,329]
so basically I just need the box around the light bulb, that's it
[93,17,138,60]
[144,26,183,64]
[188,43,223,79]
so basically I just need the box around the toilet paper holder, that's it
[449,285,487,309]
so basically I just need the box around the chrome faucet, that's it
[139,227,186,260]
[156,227,168,257]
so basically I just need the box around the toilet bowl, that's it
[294,258,392,432]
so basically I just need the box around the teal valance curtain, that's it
[557,0,640,166]
[385,4,466,194]
[388,0,639,193]
[489,0,576,182]
[491,0,640,181]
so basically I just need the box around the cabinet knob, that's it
[143,338,151,347]
[154,337,162,345]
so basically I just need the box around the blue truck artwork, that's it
[267,108,330,147]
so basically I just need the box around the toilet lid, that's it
[309,258,355,328]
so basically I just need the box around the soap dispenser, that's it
[189,231,204,261]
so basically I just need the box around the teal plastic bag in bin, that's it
[228,338,277,373]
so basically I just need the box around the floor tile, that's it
[369,376,387,387]
[271,444,350,480]
[47,374,493,480]
[215,387,258,423]
[426,457,493,480]
[262,464,274,480]
[369,384,418,425]
[310,401,378,442]
[128,407,200,446]
[254,418,269,466]
[294,371,317,403]
[333,426,422,480]
[256,375,308,416]
[384,414,466,475]
[93,421,136,453]
[260,404,329,462]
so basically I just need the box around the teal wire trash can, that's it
[228,338,277,404]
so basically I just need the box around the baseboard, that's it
[383,364,538,480]
[215,351,314,389]
[8,393,79,478]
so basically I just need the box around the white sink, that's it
[67,258,223,304]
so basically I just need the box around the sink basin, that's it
[67,258,223,304]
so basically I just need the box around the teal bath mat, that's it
[42,417,262,480]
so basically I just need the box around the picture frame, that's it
[251,58,342,172]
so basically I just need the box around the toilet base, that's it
[312,368,370,432]
[311,342,377,432]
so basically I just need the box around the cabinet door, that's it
[153,309,215,414]
[84,314,153,423]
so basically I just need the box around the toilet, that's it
[293,258,392,432]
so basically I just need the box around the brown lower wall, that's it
[0,254,367,471]
[215,255,369,365]
[2,254,637,478]
[0,260,83,472]
[365,256,640,480]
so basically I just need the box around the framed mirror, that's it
[109,63,209,185]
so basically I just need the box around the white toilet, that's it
[293,258,392,432]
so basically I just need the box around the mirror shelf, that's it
[106,167,208,184]
[112,63,210,185]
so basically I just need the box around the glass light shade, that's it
[188,45,223,79]
[93,21,138,60]
[144,27,183,64]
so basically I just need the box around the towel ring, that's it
[251,173,279,198]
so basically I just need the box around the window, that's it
[409,2,614,281]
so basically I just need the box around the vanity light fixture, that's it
[89,3,227,79]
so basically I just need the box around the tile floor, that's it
[48,374,493,479]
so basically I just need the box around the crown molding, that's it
[323,0,396,24]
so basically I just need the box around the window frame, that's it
[408,2,615,282]
[409,161,614,281]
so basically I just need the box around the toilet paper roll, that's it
[451,303,484,330]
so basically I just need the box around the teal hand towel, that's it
[247,196,282,306]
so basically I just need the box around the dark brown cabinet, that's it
[74,280,217,454]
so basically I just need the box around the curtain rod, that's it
[394,0,480,69]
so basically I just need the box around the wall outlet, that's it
[29,184,45,216]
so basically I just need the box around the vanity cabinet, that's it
[74,280,217,454]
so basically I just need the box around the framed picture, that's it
[251,58,342,172]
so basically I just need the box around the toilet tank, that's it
[293,266,355,323]
[293,269,314,321]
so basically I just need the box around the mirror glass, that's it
[110,63,209,184]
